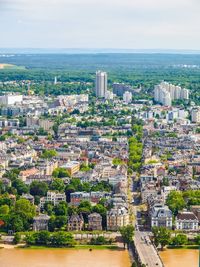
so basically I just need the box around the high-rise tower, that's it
[95,71,107,98]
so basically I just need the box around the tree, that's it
[50,178,65,192]
[8,215,24,232]
[52,168,70,178]
[171,234,188,246]
[43,202,54,216]
[25,233,36,245]
[54,216,68,229]
[30,181,48,197]
[166,191,185,215]
[35,231,50,245]
[120,225,135,249]
[65,185,76,202]
[12,179,29,195]
[41,149,57,159]
[50,231,75,247]
[152,227,171,250]
[53,202,68,216]
[13,232,21,244]
[78,201,92,222]
[15,199,36,219]
[195,235,200,245]
[112,158,124,166]
[0,204,9,215]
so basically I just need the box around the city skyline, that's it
[0,0,200,50]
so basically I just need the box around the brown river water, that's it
[0,248,131,267]
[160,249,199,267]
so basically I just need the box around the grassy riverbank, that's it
[167,245,199,250]
[17,244,120,250]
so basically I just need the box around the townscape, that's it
[0,67,200,266]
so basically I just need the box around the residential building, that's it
[107,206,129,231]
[33,214,50,231]
[39,191,66,209]
[0,94,23,106]
[154,82,189,106]
[151,205,173,229]
[67,214,84,231]
[123,91,132,104]
[176,211,198,230]
[190,206,200,222]
[191,109,200,123]
[60,161,80,176]
[88,213,102,231]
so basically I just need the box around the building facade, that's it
[88,213,102,231]
[106,207,129,231]
[95,71,107,98]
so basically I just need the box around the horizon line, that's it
[0,48,200,55]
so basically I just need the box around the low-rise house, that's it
[33,214,50,231]
[176,211,199,230]
[88,213,102,231]
[107,206,129,231]
[67,214,84,231]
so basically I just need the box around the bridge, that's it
[134,231,164,267]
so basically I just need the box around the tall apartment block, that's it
[95,71,107,98]
[154,81,189,106]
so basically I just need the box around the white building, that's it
[95,71,107,98]
[191,109,200,123]
[39,191,66,209]
[176,211,198,230]
[105,91,114,100]
[151,205,173,229]
[0,94,23,106]
[123,91,132,104]
[154,82,189,106]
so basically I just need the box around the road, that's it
[134,231,163,267]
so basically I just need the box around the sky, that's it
[0,0,200,50]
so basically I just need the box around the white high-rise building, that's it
[154,82,189,106]
[95,71,107,98]
[181,88,189,100]
[123,91,132,104]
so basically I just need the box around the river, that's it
[0,248,131,267]
[160,249,198,267]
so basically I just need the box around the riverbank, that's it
[0,244,21,249]
[19,244,120,250]
[0,243,120,250]
[167,245,199,249]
